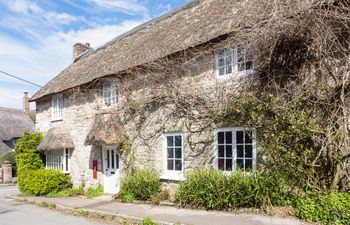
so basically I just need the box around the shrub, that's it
[20,169,71,196]
[176,168,291,210]
[85,184,104,199]
[0,151,16,165]
[15,131,43,154]
[15,131,72,196]
[295,192,350,224]
[16,152,44,193]
[121,192,135,203]
[46,187,84,198]
[150,189,170,205]
[140,217,158,225]
[120,169,160,201]
[16,152,43,173]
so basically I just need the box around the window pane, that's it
[167,136,174,147]
[245,131,253,143]
[218,58,225,67]
[218,159,224,171]
[167,148,174,158]
[237,159,244,169]
[111,150,115,169]
[238,63,245,72]
[175,135,182,146]
[65,150,69,171]
[237,145,244,158]
[226,53,232,64]
[226,65,232,74]
[218,50,224,59]
[175,148,182,159]
[107,150,110,169]
[175,160,182,171]
[116,154,119,169]
[218,132,225,144]
[236,131,244,144]
[245,145,253,158]
[167,160,174,170]
[218,145,224,157]
[246,60,253,70]
[219,67,225,76]
[225,132,232,144]
[226,159,232,171]
[245,159,253,170]
[226,145,232,158]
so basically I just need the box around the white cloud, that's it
[89,0,148,15]
[0,87,24,109]
[0,20,144,109]
[0,0,148,109]
[4,0,42,14]
[45,12,84,25]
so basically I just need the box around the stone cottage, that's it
[31,0,257,194]
[0,94,34,156]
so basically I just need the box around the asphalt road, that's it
[0,185,108,225]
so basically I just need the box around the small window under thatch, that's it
[37,127,74,151]
[85,113,126,146]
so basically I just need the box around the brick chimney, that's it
[73,42,91,61]
[23,91,30,114]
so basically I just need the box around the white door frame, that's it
[102,145,120,194]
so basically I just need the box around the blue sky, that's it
[0,0,188,109]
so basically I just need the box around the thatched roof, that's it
[31,0,240,101]
[0,141,11,156]
[85,113,126,146]
[0,107,34,141]
[37,127,74,151]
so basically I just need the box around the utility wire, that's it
[0,70,42,88]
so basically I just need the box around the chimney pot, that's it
[23,91,30,114]
[73,42,91,62]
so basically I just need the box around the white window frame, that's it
[214,127,257,173]
[45,148,71,173]
[215,46,254,79]
[102,82,118,107]
[51,94,63,121]
[161,133,185,181]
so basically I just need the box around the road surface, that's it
[0,185,108,225]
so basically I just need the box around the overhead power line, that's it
[0,70,42,88]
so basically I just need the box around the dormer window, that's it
[52,94,63,121]
[102,82,118,107]
[216,46,253,78]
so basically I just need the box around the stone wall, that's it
[35,45,244,188]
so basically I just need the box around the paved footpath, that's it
[11,194,308,225]
[0,185,108,225]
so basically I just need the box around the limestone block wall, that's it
[35,45,247,188]
[36,91,103,187]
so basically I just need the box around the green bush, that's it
[46,186,84,198]
[121,192,135,203]
[0,151,16,165]
[120,169,160,201]
[295,192,350,224]
[19,169,71,196]
[16,152,43,173]
[85,184,104,199]
[15,131,43,154]
[140,217,158,225]
[15,131,72,196]
[176,168,291,210]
